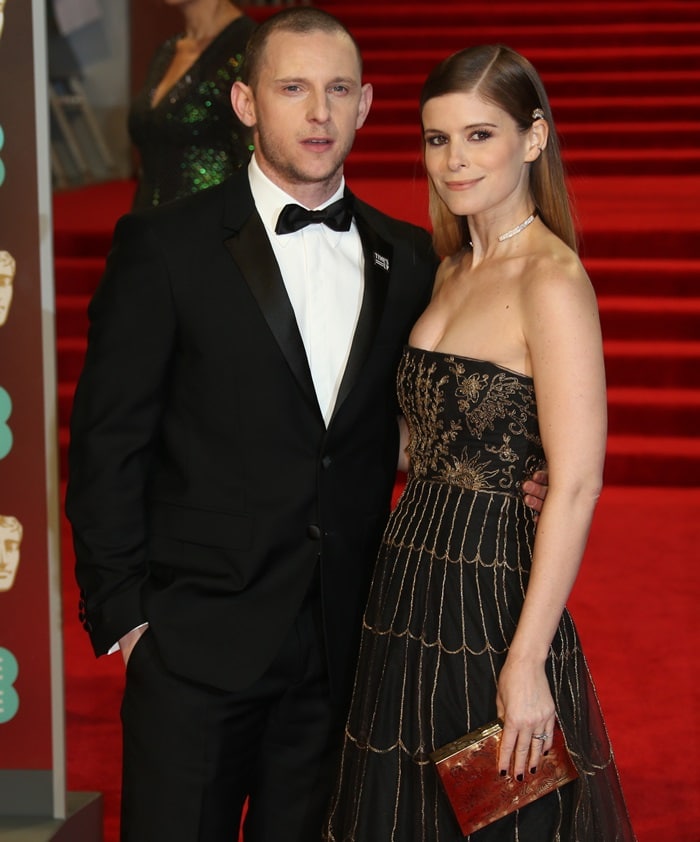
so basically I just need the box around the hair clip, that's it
[531,107,544,121]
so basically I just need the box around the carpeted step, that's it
[607,387,700,438]
[598,297,700,340]
[56,293,90,338]
[54,256,105,295]
[565,147,700,177]
[603,340,700,388]
[586,259,700,298]
[59,427,69,480]
[53,227,115,259]
[572,176,700,259]
[323,0,700,27]
[361,45,700,75]
[604,433,700,486]
[58,381,77,429]
[366,70,700,100]
[52,179,134,258]
[580,229,700,262]
[550,95,700,123]
[352,23,700,51]
[57,337,88,383]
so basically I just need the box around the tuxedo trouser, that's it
[120,589,346,842]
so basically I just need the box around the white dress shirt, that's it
[248,156,365,425]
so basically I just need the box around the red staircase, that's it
[53,0,700,486]
[330,0,700,486]
[332,0,700,178]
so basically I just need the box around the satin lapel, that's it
[223,209,320,416]
[329,209,393,424]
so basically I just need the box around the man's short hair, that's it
[242,7,362,89]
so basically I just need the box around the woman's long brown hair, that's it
[420,45,577,257]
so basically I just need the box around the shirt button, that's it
[321,455,332,469]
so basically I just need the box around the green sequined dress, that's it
[128,16,256,210]
[325,346,635,841]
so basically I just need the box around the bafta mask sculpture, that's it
[0,515,22,591]
[0,250,15,327]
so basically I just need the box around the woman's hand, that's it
[495,657,556,780]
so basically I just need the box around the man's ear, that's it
[355,82,373,130]
[231,81,256,127]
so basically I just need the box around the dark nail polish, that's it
[500,769,507,777]
[516,773,523,782]
[544,750,549,756]
[530,767,537,774]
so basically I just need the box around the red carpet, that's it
[62,487,700,841]
[55,0,700,838]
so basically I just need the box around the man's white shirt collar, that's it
[248,155,349,246]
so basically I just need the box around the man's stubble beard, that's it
[255,129,356,192]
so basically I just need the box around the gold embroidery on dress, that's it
[441,448,499,490]
[451,360,528,438]
[401,353,461,479]
[401,350,541,492]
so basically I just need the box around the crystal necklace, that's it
[497,209,538,242]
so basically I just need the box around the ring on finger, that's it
[531,732,549,741]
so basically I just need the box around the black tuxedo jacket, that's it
[66,170,436,700]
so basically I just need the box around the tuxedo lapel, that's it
[222,179,320,417]
[329,204,393,424]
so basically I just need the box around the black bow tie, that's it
[275,197,353,235]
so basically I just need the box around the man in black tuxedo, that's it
[67,9,436,841]
[67,8,545,841]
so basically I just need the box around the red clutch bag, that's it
[430,719,578,836]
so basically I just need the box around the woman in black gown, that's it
[325,45,636,841]
[128,0,256,210]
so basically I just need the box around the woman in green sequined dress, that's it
[325,46,636,841]
[128,0,256,210]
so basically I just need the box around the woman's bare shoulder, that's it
[521,235,592,300]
